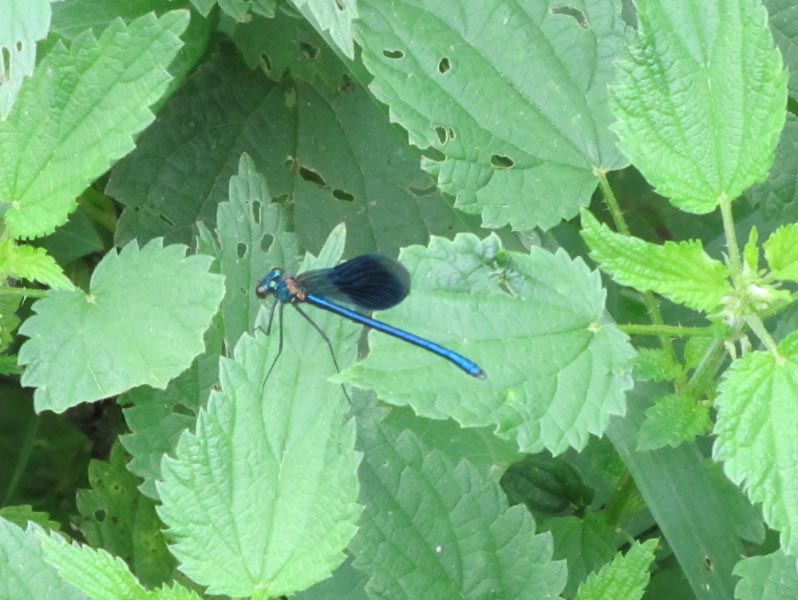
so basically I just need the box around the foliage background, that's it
[1,0,797,599]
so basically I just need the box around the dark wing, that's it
[297,254,411,310]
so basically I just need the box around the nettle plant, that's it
[0,0,796,599]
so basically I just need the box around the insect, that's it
[256,254,485,390]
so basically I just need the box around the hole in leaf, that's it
[491,154,514,169]
[252,200,261,223]
[299,40,319,60]
[299,166,328,188]
[339,74,355,93]
[173,403,195,417]
[438,57,451,73]
[94,509,106,522]
[237,242,247,258]
[551,5,589,29]
[334,0,346,10]
[283,156,295,170]
[16,42,22,52]
[158,213,175,226]
[448,127,456,140]
[435,126,447,144]
[407,183,438,197]
[383,49,404,59]
[260,52,272,72]
[261,233,274,253]
[332,189,354,202]
[1,48,10,75]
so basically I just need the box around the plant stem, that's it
[719,198,742,284]
[619,323,717,337]
[684,338,728,399]
[746,313,780,356]
[0,286,48,299]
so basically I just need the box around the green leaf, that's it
[157,243,362,597]
[713,332,798,556]
[346,233,635,456]
[746,114,798,220]
[574,538,658,600]
[0,239,73,290]
[764,224,798,281]
[765,0,798,97]
[111,42,477,257]
[634,348,683,383]
[0,0,50,119]
[0,296,22,353]
[39,528,202,600]
[734,550,798,600]
[356,0,629,230]
[581,210,731,312]
[545,514,616,597]
[217,154,299,349]
[294,558,369,600]
[18,239,224,413]
[683,336,714,370]
[120,318,222,499]
[0,11,189,239]
[0,505,61,531]
[351,423,567,598]
[293,0,357,59]
[637,394,711,451]
[611,0,788,214]
[0,520,88,600]
[76,443,175,588]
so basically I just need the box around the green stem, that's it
[684,338,728,399]
[619,323,718,337]
[604,472,637,528]
[596,172,682,384]
[78,195,116,234]
[746,313,780,356]
[0,286,48,299]
[719,198,742,284]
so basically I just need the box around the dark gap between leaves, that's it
[551,5,589,29]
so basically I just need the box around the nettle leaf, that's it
[0,505,61,531]
[713,333,798,556]
[763,224,798,281]
[111,39,475,258]
[157,233,362,598]
[0,11,189,239]
[345,233,635,455]
[637,394,711,451]
[356,0,629,231]
[734,550,798,600]
[120,318,222,499]
[0,520,88,600]
[217,154,299,349]
[0,0,50,119]
[351,424,567,598]
[765,0,798,97]
[39,529,202,600]
[574,539,658,600]
[76,443,175,588]
[293,0,358,59]
[0,239,73,290]
[581,210,731,312]
[611,0,787,214]
[747,114,798,220]
[634,348,683,383]
[18,239,224,413]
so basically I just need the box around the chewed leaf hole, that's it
[438,57,451,73]
[334,0,346,10]
[158,213,175,226]
[94,509,106,522]
[551,5,589,29]
[251,200,261,223]
[299,166,328,188]
[383,49,404,59]
[260,52,272,72]
[261,233,274,253]
[237,242,247,258]
[491,154,515,169]
[435,126,447,144]
[333,189,354,202]
[299,41,319,60]
[408,183,438,197]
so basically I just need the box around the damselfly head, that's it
[256,268,284,298]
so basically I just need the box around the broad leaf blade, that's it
[637,394,711,451]
[346,233,635,455]
[351,423,567,598]
[18,239,224,413]
[356,0,629,230]
[0,520,88,600]
[581,210,731,312]
[293,0,358,59]
[763,224,798,281]
[0,11,189,239]
[0,240,73,290]
[0,0,50,119]
[734,551,798,600]
[157,233,362,598]
[713,333,798,556]
[611,0,787,213]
